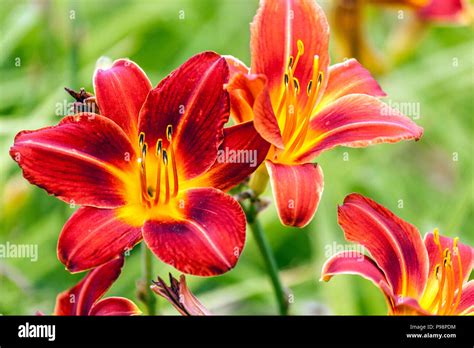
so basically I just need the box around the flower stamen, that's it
[154,139,163,204]
[426,263,443,312]
[302,55,322,117]
[448,238,463,314]
[166,125,179,197]
[163,149,170,204]
[139,141,149,207]
[287,71,323,154]
[277,40,304,143]
[435,252,449,313]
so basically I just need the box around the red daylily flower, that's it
[10,52,269,276]
[225,0,423,227]
[151,273,211,316]
[369,0,469,23]
[321,194,474,315]
[55,256,141,316]
[417,0,468,22]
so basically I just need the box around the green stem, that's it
[244,203,289,315]
[141,243,157,315]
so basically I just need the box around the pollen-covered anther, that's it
[306,80,313,96]
[139,132,145,148]
[293,78,300,94]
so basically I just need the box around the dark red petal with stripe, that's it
[10,114,135,208]
[138,52,230,180]
[58,207,142,273]
[76,257,125,315]
[337,194,429,298]
[266,160,324,227]
[189,121,270,191]
[298,94,423,162]
[143,188,246,276]
[94,59,152,139]
[54,256,125,316]
[89,297,142,316]
[54,278,86,315]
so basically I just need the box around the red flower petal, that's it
[250,0,330,107]
[455,281,474,315]
[224,55,249,78]
[226,73,284,148]
[337,194,429,299]
[76,257,125,315]
[418,0,466,22]
[317,58,386,111]
[54,257,125,316]
[54,278,85,315]
[321,251,392,294]
[266,160,324,227]
[10,114,136,208]
[224,56,254,124]
[94,59,152,139]
[188,121,270,191]
[297,94,423,162]
[392,296,431,315]
[89,297,142,316]
[424,232,473,295]
[143,188,246,276]
[229,90,255,124]
[138,52,229,180]
[58,207,142,273]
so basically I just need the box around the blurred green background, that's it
[0,0,472,315]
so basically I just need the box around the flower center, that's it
[425,229,463,315]
[271,40,324,162]
[137,125,179,208]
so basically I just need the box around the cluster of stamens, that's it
[138,125,179,207]
[274,40,324,158]
[425,229,463,315]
